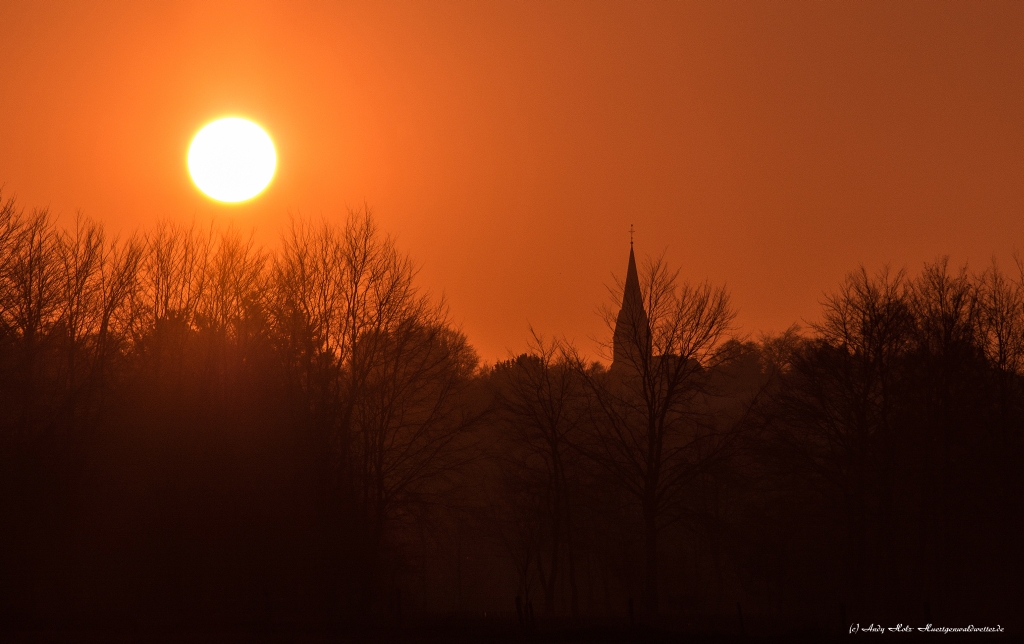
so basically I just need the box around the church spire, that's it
[622,245,642,311]
[613,234,650,369]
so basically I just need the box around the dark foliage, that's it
[0,194,1019,636]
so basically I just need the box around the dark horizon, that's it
[0,195,1019,640]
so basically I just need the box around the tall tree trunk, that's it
[642,500,658,618]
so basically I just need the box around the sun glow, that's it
[188,117,276,203]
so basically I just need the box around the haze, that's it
[1,1,1021,361]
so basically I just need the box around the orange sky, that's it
[1,1,1022,362]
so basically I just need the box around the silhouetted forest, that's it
[0,193,1020,638]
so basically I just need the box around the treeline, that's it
[0,194,1019,634]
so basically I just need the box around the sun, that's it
[188,117,276,203]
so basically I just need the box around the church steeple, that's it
[613,235,651,369]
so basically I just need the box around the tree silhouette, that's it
[270,208,479,608]
[0,192,1019,634]
[571,253,736,618]
[492,332,587,617]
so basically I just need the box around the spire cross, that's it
[629,224,635,247]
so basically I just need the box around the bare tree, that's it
[976,258,1024,441]
[354,317,478,545]
[768,266,914,614]
[572,252,736,617]
[200,228,267,337]
[195,228,269,405]
[271,208,480,606]
[492,331,586,617]
[88,230,142,417]
[907,257,986,611]
[131,220,213,395]
[53,214,106,437]
[0,207,61,437]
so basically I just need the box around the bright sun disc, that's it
[188,117,276,203]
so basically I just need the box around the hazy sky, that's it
[1,1,1022,361]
